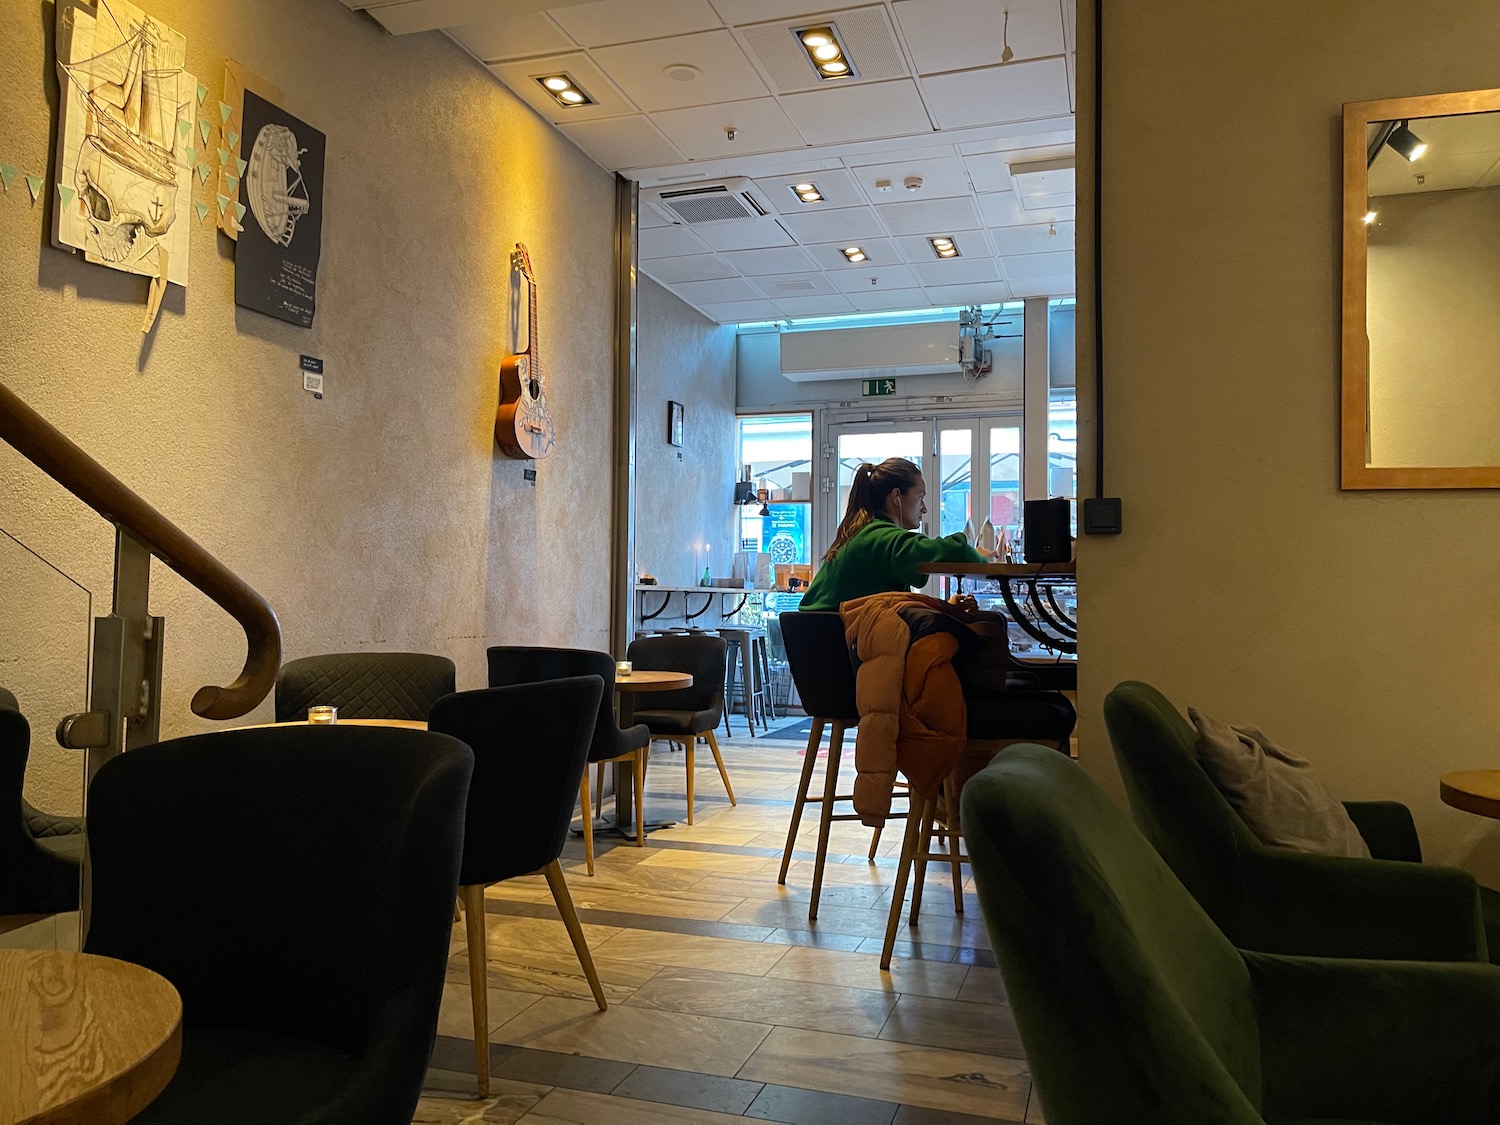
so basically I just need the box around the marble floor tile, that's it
[737,1026,1030,1120]
[638,849,785,876]
[589,927,790,975]
[721,897,898,939]
[566,859,711,893]
[956,967,1008,1006]
[764,945,969,1000]
[438,979,545,1037]
[412,1078,551,1124]
[651,824,767,846]
[514,1087,780,1124]
[878,993,1025,1058]
[564,882,744,923]
[610,1064,764,1116]
[494,995,774,1078]
[746,1082,899,1124]
[445,947,659,1004]
[624,965,896,1037]
[476,913,621,955]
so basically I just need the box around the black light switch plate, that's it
[1082,497,1122,535]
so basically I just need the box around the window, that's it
[736,414,812,567]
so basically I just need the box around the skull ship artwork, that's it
[53,0,195,328]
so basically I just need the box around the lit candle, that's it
[616,660,633,677]
[307,705,338,724]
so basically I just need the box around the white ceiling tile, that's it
[978,190,1074,227]
[718,246,818,275]
[876,196,982,236]
[920,280,1015,306]
[989,222,1073,255]
[1001,250,1073,280]
[652,98,806,160]
[488,53,638,123]
[693,220,797,252]
[752,168,864,211]
[447,15,576,61]
[1007,274,1075,298]
[642,253,739,283]
[849,154,972,202]
[919,58,1072,131]
[697,298,784,323]
[548,0,723,46]
[893,0,1065,74]
[751,271,840,298]
[777,205,887,244]
[845,287,933,312]
[773,294,858,317]
[640,224,711,259]
[675,276,767,303]
[964,147,1074,194]
[828,263,920,292]
[800,238,903,270]
[893,232,985,261]
[367,0,506,35]
[557,114,685,171]
[592,30,770,112]
[911,257,1001,287]
[779,79,932,146]
[638,205,671,229]
[707,0,839,23]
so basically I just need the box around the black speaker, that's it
[1023,497,1072,563]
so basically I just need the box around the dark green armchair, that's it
[961,745,1500,1125]
[1104,680,1496,963]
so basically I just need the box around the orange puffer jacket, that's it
[839,592,971,826]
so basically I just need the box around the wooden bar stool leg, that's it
[909,794,938,928]
[685,736,696,824]
[881,798,930,970]
[867,822,883,861]
[543,860,607,1011]
[809,723,846,922]
[632,750,646,847]
[461,882,489,1095]
[579,772,595,877]
[705,729,736,806]
[594,762,605,821]
[779,718,826,884]
[945,780,964,915]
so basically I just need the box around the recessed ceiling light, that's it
[788,182,824,204]
[841,246,867,263]
[928,236,961,258]
[793,24,857,81]
[535,74,595,108]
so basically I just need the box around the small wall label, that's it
[301,355,324,399]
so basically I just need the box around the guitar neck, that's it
[527,273,541,384]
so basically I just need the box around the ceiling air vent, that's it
[643,178,777,225]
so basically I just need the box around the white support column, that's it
[1023,297,1050,499]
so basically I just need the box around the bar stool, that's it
[777,612,898,920]
[721,627,769,736]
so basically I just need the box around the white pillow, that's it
[1189,708,1370,859]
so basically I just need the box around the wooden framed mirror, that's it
[1341,87,1500,488]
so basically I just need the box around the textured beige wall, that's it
[1077,0,1500,879]
[1368,186,1500,466]
[0,0,616,813]
[634,276,736,590]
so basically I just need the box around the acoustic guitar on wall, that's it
[495,243,557,460]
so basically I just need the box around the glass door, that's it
[826,422,931,543]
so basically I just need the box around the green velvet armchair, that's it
[1103,680,1497,963]
[961,745,1500,1125]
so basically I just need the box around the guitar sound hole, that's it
[529,379,541,399]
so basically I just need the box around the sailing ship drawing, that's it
[54,0,194,287]
[247,123,311,247]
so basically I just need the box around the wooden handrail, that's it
[0,382,280,719]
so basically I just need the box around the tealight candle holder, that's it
[616,660,633,677]
[307,705,338,725]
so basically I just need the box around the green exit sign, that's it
[861,378,897,397]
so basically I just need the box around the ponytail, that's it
[822,457,922,564]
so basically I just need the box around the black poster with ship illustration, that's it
[235,90,325,327]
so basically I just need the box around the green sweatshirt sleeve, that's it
[885,528,985,588]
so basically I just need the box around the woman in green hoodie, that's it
[798,457,982,613]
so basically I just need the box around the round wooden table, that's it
[1440,771,1500,819]
[0,948,181,1125]
[611,670,692,833]
[237,718,429,731]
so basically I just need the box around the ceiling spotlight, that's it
[1386,120,1427,162]
[1362,210,1377,225]
[789,182,824,204]
[794,24,857,81]
[841,246,867,263]
[535,74,595,108]
[928,236,960,259]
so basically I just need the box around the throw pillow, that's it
[1189,708,1371,859]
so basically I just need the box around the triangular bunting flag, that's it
[216,193,230,214]
[185,147,196,166]
[197,163,210,184]
[225,174,240,193]
[199,119,212,145]
[57,184,75,208]
[234,201,247,225]
[216,147,230,166]
[25,174,44,203]
[177,118,191,140]
[0,164,16,191]
[227,130,239,150]
[219,101,233,123]
[197,83,208,105]
[237,158,248,177]
[194,200,209,222]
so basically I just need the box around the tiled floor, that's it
[415,719,1041,1125]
